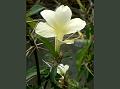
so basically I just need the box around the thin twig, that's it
[84,63,94,76]
[26,19,44,23]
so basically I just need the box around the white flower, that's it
[35,5,86,42]
[57,64,69,76]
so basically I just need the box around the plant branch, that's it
[29,37,41,87]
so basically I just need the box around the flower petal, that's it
[57,65,63,76]
[57,68,61,75]
[66,18,86,34]
[59,64,64,67]
[55,5,72,24]
[63,39,75,44]
[40,10,56,28]
[63,65,69,73]
[57,64,69,76]
[57,64,65,76]
[35,22,55,38]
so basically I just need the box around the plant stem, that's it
[34,49,41,86]
[55,38,61,53]
[29,38,41,87]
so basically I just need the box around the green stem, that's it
[34,49,41,86]
[55,37,64,63]
[29,37,41,87]
[55,38,61,53]
[76,0,86,12]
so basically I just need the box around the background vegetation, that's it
[26,0,94,89]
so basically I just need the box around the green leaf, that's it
[76,40,91,72]
[26,17,37,28]
[85,24,94,39]
[26,66,37,81]
[78,66,89,86]
[36,35,58,57]
[68,79,79,89]
[26,4,45,17]
[26,66,50,82]
[50,67,57,85]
